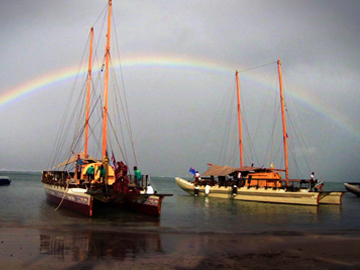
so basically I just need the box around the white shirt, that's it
[147,185,154,194]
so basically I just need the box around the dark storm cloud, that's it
[0,1,359,180]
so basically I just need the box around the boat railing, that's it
[128,174,150,190]
[196,176,217,186]
[197,176,315,191]
[245,178,317,191]
[43,170,153,190]
[42,170,71,187]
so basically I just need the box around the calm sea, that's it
[0,170,359,235]
[1,170,360,264]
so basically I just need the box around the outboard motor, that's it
[194,186,199,196]
[232,185,238,196]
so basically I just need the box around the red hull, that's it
[125,196,165,217]
[44,185,169,217]
[109,194,165,217]
[44,186,93,217]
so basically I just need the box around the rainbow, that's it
[0,55,359,141]
[0,55,232,108]
[0,67,76,109]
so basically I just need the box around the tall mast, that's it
[277,59,289,181]
[102,0,112,159]
[236,70,243,167]
[84,27,94,158]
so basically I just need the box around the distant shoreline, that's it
[0,170,41,173]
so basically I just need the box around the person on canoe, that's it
[134,166,142,188]
[96,165,106,184]
[194,171,201,185]
[75,154,84,179]
[309,172,315,191]
[86,165,95,182]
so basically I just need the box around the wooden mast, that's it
[84,27,94,158]
[236,70,243,167]
[102,0,112,159]
[277,59,289,182]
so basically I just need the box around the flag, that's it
[189,167,196,176]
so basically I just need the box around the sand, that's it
[1,228,360,270]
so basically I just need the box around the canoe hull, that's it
[176,177,343,205]
[119,195,165,217]
[344,183,360,196]
[318,191,344,204]
[44,184,93,216]
[44,183,167,217]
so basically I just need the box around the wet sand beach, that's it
[1,228,360,270]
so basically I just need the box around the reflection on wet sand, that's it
[39,229,163,262]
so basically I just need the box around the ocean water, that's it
[0,171,360,264]
[0,170,359,235]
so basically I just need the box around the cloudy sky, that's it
[0,0,359,182]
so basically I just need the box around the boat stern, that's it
[318,191,344,205]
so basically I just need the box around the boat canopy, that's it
[55,152,101,168]
[202,164,283,176]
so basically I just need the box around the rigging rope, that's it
[237,61,277,74]
[112,15,139,167]
[48,31,93,169]
[54,174,70,211]
[109,56,130,162]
